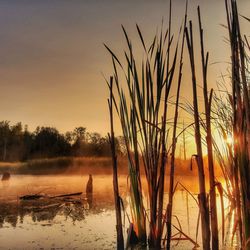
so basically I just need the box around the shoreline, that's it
[0,156,223,177]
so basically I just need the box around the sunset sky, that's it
[0,0,249,135]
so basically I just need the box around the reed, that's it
[211,81,243,248]
[185,17,211,250]
[197,6,219,249]
[212,90,235,203]
[105,0,181,246]
[182,120,187,160]
[108,76,124,249]
[165,2,187,249]
[105,1,250,249]
[225,0,250,248]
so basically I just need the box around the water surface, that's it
[0,175,237,249]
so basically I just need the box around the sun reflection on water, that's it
[0,175,236,249]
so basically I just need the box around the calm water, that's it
[0,175,237,249]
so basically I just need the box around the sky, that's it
[0,0,249,135]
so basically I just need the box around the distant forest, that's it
[0,121,123,162]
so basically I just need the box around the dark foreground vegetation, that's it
[106,0,250,249]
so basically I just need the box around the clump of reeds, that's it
[105,0,186,247]
[106,0,250,249]
[224,0,250,248]
[185,15,212,250]
[183,4,236,249]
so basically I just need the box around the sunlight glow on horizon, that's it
[0,0,249,137]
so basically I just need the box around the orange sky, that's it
[0,0,249,137]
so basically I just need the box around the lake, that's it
[0,175,238,249]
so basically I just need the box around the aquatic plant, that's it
[106,1,250,249]
[197,6,219,249]
[165,2,187,249]
[105,0,183,247]
[225,0,250,248]
[108,76,124,249]
[185,15,211,250]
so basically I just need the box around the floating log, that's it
[50,192,82,198]
[20,194,45,200]
[20,192,82,200]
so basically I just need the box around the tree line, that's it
[0,121,123,162]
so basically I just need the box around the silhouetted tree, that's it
[0,121,10,161]
[0,121,122,161]
[22,126,33,161]
[31,127,71,158]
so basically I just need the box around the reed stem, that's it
[108,76,124,250]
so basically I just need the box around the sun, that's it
[226,135,233,145]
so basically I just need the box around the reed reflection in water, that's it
[0,174,235,249]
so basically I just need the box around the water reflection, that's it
[0,195,109,229]
[0,191,117,249]
[0,175,117,237]
[0,175,234,249]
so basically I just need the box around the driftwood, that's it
[50,192,82,198]
[20,192,82,200]
[20,194,45,200]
